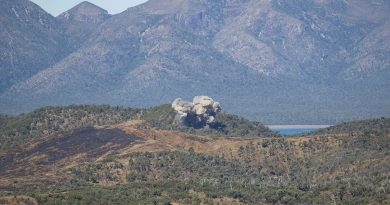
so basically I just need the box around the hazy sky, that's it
[30,0,148,16]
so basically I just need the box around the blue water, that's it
[274,128,317,136]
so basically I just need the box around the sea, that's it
[267,125,331,136]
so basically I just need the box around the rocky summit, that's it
[0,0,389,124]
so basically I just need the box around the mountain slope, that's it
[0,0,111,95]
[0,0,69,93]
[57,1,111,50]
[0,0,389,124]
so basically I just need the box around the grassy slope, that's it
[0,105,140,149]
[0,104,278,150]
[0,106,389,204]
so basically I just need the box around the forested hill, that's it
[312,117,390,135]
[0,104,278,150]
[0,105,388,204]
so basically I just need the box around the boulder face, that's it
[0,0,389,124]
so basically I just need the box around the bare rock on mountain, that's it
[0,0,69,93]
[58,1,110,23]
[0,0,389,124]
[343,21,390,79]
[58,1,111,50]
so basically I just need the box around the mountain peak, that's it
[58,1,110,23]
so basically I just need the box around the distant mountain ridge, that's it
[57,1,111,50]
[0,0,69,93]
[0,0,389,124]
[58,1,110,23]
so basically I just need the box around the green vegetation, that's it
[0,105,278,150]
[62,126,388,204]
[0,105,140,150]
[139,104,278,138]
[0,106,389,204]
[5,171,389,204]
[70,151,249,184]
[313,117,390,135]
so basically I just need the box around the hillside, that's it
[0,0,70,93]
[0,0,389,124]
[0,105,278,150]
[312,117,390,135]
[0,106,389,204]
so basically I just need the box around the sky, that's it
[30,0,148,16]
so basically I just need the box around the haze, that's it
[30,0,148,16]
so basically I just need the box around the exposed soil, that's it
[0,127,143,177]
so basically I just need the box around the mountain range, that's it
[0,0,389,124]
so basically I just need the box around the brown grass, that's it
[0,122,382,190]
[0,195,38,205]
